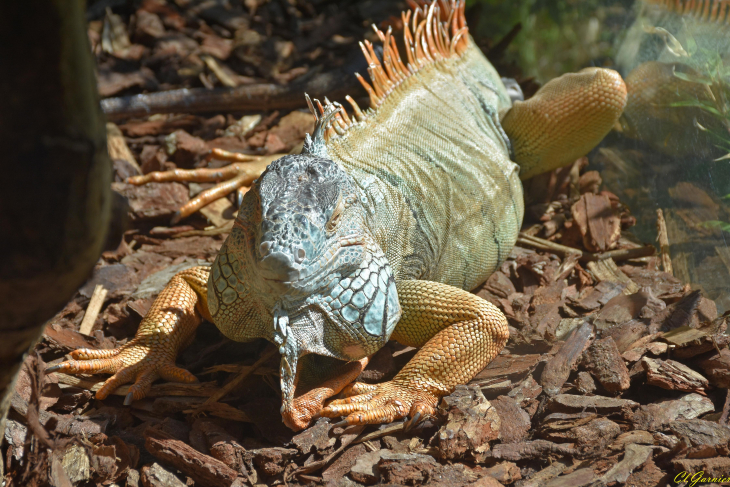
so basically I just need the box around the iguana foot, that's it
[321,380,438,427]
[127,152,281,224]
[48,341,198,404]
[47,266,210,404]
[282,357,369,431]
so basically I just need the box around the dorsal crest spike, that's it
[303,98,341,157]
[305,0,470,145]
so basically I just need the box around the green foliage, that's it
[669,39,730,159]
[698,220,730,233]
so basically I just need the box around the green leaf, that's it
[669,100,723,116]
[672,70,713,85]
[685,29,698,57]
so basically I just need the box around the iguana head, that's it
[209,108,400,428]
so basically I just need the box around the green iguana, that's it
[50,1,627,431]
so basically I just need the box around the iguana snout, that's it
[252,154,364,292]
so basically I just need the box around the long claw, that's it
[124,392,134,406]
[404,411,421,431]
[170,210,183,225]
[45,364,62,373]
[333,419,350,428]
[159,364,199,383]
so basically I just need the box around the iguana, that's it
[50,0,627,431]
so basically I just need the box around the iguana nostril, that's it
[295,247,306,263]
[260,241,272,256]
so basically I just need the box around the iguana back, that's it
[318,5,523,291]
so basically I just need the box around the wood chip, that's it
[586,258,640,294]
[107,122,141,172]
[144,427,239,486]
[541,321,594,396]
[571,193,621,252]
[547,394,638,414]
[78,285,108,336]
[642,357,709,393]
[199,197,235,227]
[600,443,653,484]
[696,348,730,388]
[583,337,631,393]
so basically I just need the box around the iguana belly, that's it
[326,44,524,291]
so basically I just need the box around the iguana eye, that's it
[326,198,344,232]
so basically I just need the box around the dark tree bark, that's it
[0,0,110,438]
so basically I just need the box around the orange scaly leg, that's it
[127,152,282,224]
[47,266,211,404]
[320,280,508,428]
[502,67,627,180]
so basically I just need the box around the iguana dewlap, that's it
[51,1,626,431]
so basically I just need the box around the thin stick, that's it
[517,233,583,257]
[582,245,656,263]
[518,233,656,263]
[192,347,277,414]
[656,209,673,275]
[79,285,107,336]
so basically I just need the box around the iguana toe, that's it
[282,357,370,431]
[50,340,198,402]
[341,382,377,397]
[321,381,438,426]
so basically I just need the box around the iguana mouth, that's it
[257,233,367,287]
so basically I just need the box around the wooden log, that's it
[0,0,111,438]
[144,427,240,487]
[586,258,640,294]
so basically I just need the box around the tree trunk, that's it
[0,0,110,443]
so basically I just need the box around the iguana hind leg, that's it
[320,280,508,426]
[47,266,210,404]
[127,153,280,224]
[502,67,627,180]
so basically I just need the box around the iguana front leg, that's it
[321,280,508,426]
[48,266,210,404]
